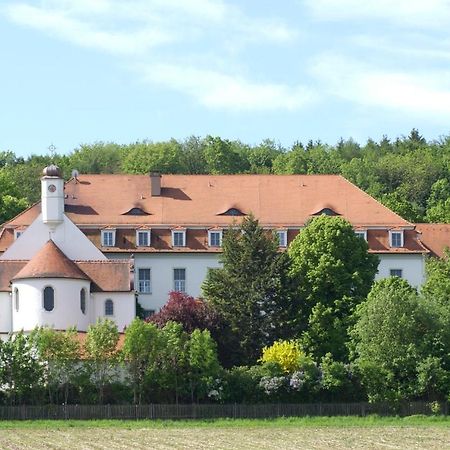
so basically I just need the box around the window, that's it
[208,230,222,247]
[389,231,404,248]
[43,286,54,312]
[14,230,24,240]
[276,230,287,247]
[390,269,403,278]
[313,208,338,216]
[101,229,116,247]
[136,230,151,247]
[138,268,151,293]
[172,230,186,247]
[173,268,186,292]
[142,309,155,319]
[80,288,86,314]
[355,230,368,241]
[123,207,150,216]
[14,288,19,312]
[105,299,114,316]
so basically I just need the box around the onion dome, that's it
[42,164,62,178]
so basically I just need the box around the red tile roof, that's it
[13,240,89,281]
[0,241,133,292]
[415,224,450,258]
[5,174,411,228]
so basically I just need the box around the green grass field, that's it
[0,417,448,449]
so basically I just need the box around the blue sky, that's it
[1,0,450,157]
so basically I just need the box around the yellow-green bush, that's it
[260,340,303,374]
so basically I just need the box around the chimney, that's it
[150,172,161,196]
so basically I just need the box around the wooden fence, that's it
[0,401,447,420]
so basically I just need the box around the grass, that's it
[0,416,448,449]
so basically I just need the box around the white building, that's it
[0,167,447,318]
[0,165,135,339]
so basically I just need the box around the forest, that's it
[0,129,449,224]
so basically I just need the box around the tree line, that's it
[1,216,448,406]
[0,129,449,223]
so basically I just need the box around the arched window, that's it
[80,288,86,314]
[43,286,54,312]
[14,288,19,312]
[104,299,114,316]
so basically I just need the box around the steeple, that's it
[41,164,64,230]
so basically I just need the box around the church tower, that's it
[41,164,64,230]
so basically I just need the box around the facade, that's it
[1,169,447,317]
[0,166,135,339]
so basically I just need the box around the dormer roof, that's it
[12,240,89,281]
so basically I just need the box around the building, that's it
[0,166,135,339]
[1,167,446,318]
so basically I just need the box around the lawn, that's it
[0,417,448,449]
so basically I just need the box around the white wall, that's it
[107,253,221,311]
[1,215,105,261]
[92,292,135,332]
[376,253,425,288]
[111,252,426,311]
[0,292,12,334]
[12,278,92,332]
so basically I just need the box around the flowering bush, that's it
[260,340,303,374]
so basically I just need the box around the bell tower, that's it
[41,164,64,230]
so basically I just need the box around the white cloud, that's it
[2,0,302,112]
[142,63,314,111]
[311,54,450,117]
[304,0,450,27]
[6,3,174,55]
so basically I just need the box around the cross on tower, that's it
[48,143,56,160]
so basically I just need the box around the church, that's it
[0,165,135,339]
[0,165,448,332]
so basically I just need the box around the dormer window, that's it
[14,229,25,240]
[355,230,368,241]
[276,230,287,247]
[389,230,404,248]
[218,208,245,216]
[313,208,338,216]
[172,229,186,247]
[208,230,222,247]
[123,207,150,216]
[136,229,151,247]
[101,229,116,247]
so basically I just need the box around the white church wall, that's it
[12,278,92,332]
[0,292,12,334]
[92,292,135,332]
[376,253,425,288]
[0,215,105,261]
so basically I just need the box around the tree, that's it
[122,319,160,404]
[350,277,444,402]
[0,332,44,405]
[186,329,220,402]
[155,321,189,404]
[148,291,219,333]
[121,140,183,174]
[288,216,379,361]
[85,319,119,404]
[203,136,247,174]
[203,215,293,366]
[31,327,81,404]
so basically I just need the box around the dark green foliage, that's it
[288,216,379,361]
[202,215,293,366]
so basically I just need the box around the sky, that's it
[1,0,450,157]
